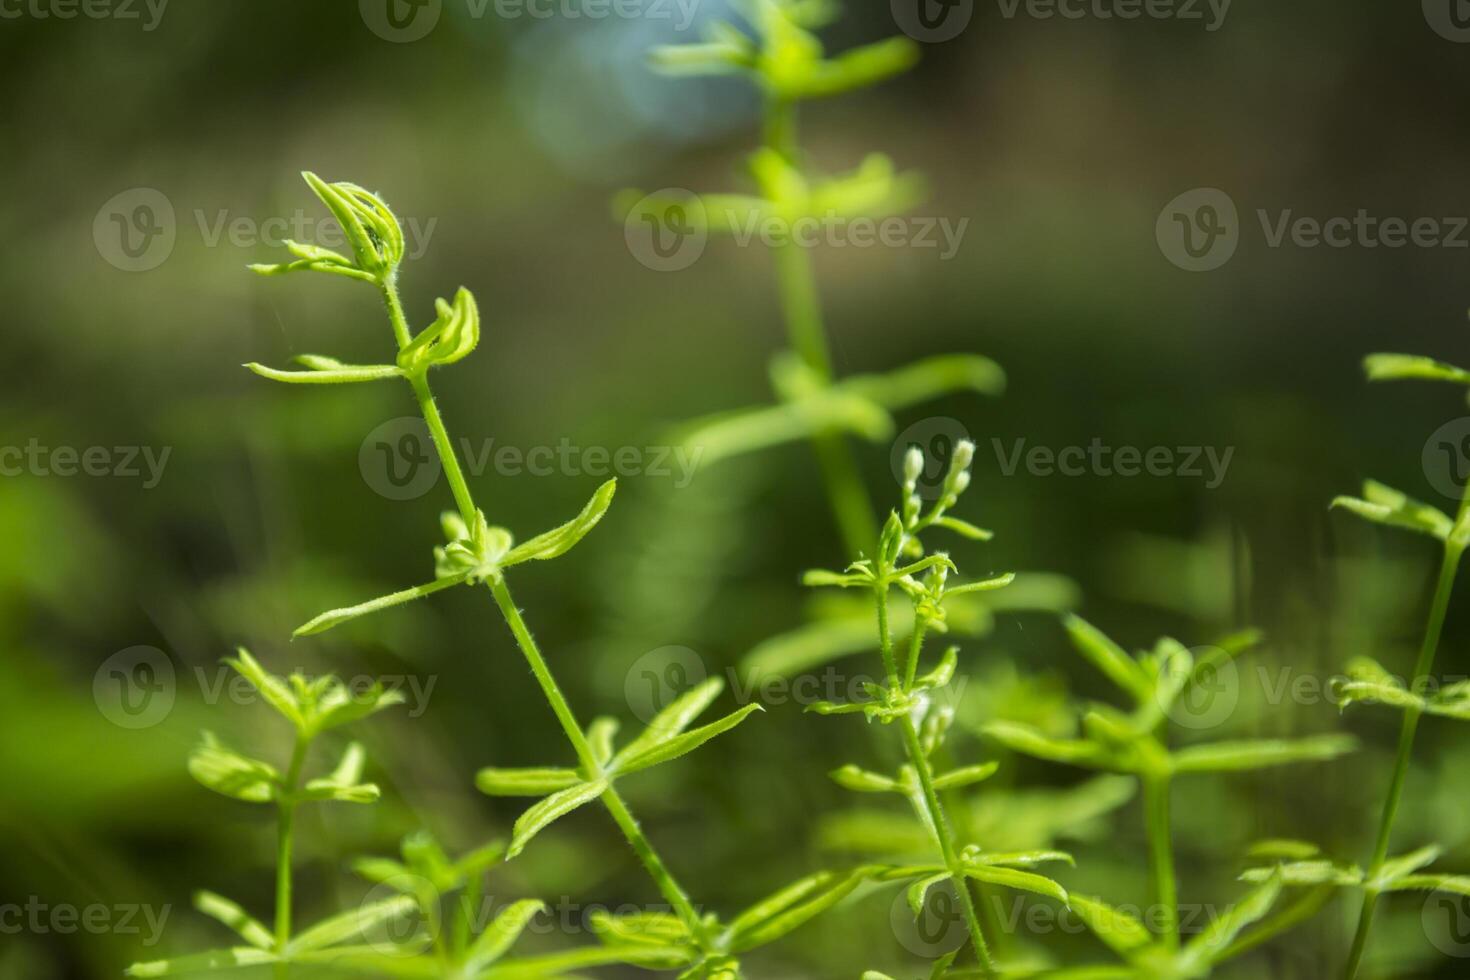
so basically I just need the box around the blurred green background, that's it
[4,1,1470,977]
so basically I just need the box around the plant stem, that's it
[1142,773,1178,948]
[1343,536,1465,978]
[274,735,308,977]
[486,577,704,935]
[900,717,994,974]
[877,584,993,973]
[763,96,878,560]
[381,272,710,949]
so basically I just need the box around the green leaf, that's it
[912,647,959,692]
[961,864,1069,905]
[476,767,586,797]
[1386,874,1470,896]
[299,742,381,804]
[1064,616,1152,704]
[188,732,278,803]
[502,480,617,566]
[727,868,866,952]
[615,703,764,775]
[649,40,756,76]
[967,850,1075,869]
[1239,860,1361,888]
[286,895,417,954]
[1182,873,1283,966]
[310,682,406,734]
[1170,735,1357,773]
[224,649,303,728]
[126,948,278,976]
[398,288,480,374]
[586,716,620,768]
[193,891,274,950]
[464,899,547,973]
[1246,839,1324,862]
[301,172,403,274]
[507,779,607,859]
[931,762,1000,791]
[617,676,725,761]
[590,909,691,947]
[294,574,468,637]
[830,764,900,793]
[245,359,401,385]
[906,872,951,919]
[1373,845,1443,888]
[781,36,919,100]
[1331,480,1453,540]
[983,721,1110,769]
[1068,895,1153,958]
[1364,352,1470,384]
[944,573,1016,597]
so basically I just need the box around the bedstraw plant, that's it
[625,0,1004,558]
[231,171,877,978]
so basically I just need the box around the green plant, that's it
[624,0,1004,559]
[126,650,410,977]
[240,171,873,978]
[1330,352,1470,978]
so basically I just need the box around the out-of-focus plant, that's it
[1329,352,1470,978]
[623,0,1004,558]
[126,650,409,977]
[244,173,873,978]
[982,618,1357,977]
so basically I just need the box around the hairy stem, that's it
[1344,536,1466,978]
[877,585,992,972]
[380,271,709,947]
[487,575,704,935]
[273,735,308,977]
[1143,773,1178,948]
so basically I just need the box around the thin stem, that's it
[900,717,994,975]
[877,583,992,972]
[274,735,309,977]
[1143,773,1178,948]
[1344,538,1465,978]
[903,619,929,691]
[379,273,414,351]
[408,372,477,529]
[487,577,703,934]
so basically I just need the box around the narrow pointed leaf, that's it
[502,480,617,566]
[906,872,951,919]
[931,762,1000,791]
[830,764,900,793]
[1364,352,1470,384]
[586,717,620,768]
[617,676,725,761]
[1374,845,1444,887]
[1331,481,1453,540]
[193,891,274,950]
[615,703,764,775]
[245,361,401,384]
[295,574,468,637]
[1067,895,1153,957]
[1184,873,1283,966]
[1171,735,1357,773]
[507,779,607,859]
[476,767,586,797]
[286,895,417,954]
[1064,616,1152,703]
[728,868,865,952]
[464,899,547,972]
[961,865,1069,905]
[126,948,277,976]
[983,721,1110,769]
[224,649,303,728]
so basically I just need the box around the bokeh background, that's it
[4,0,1470,977]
